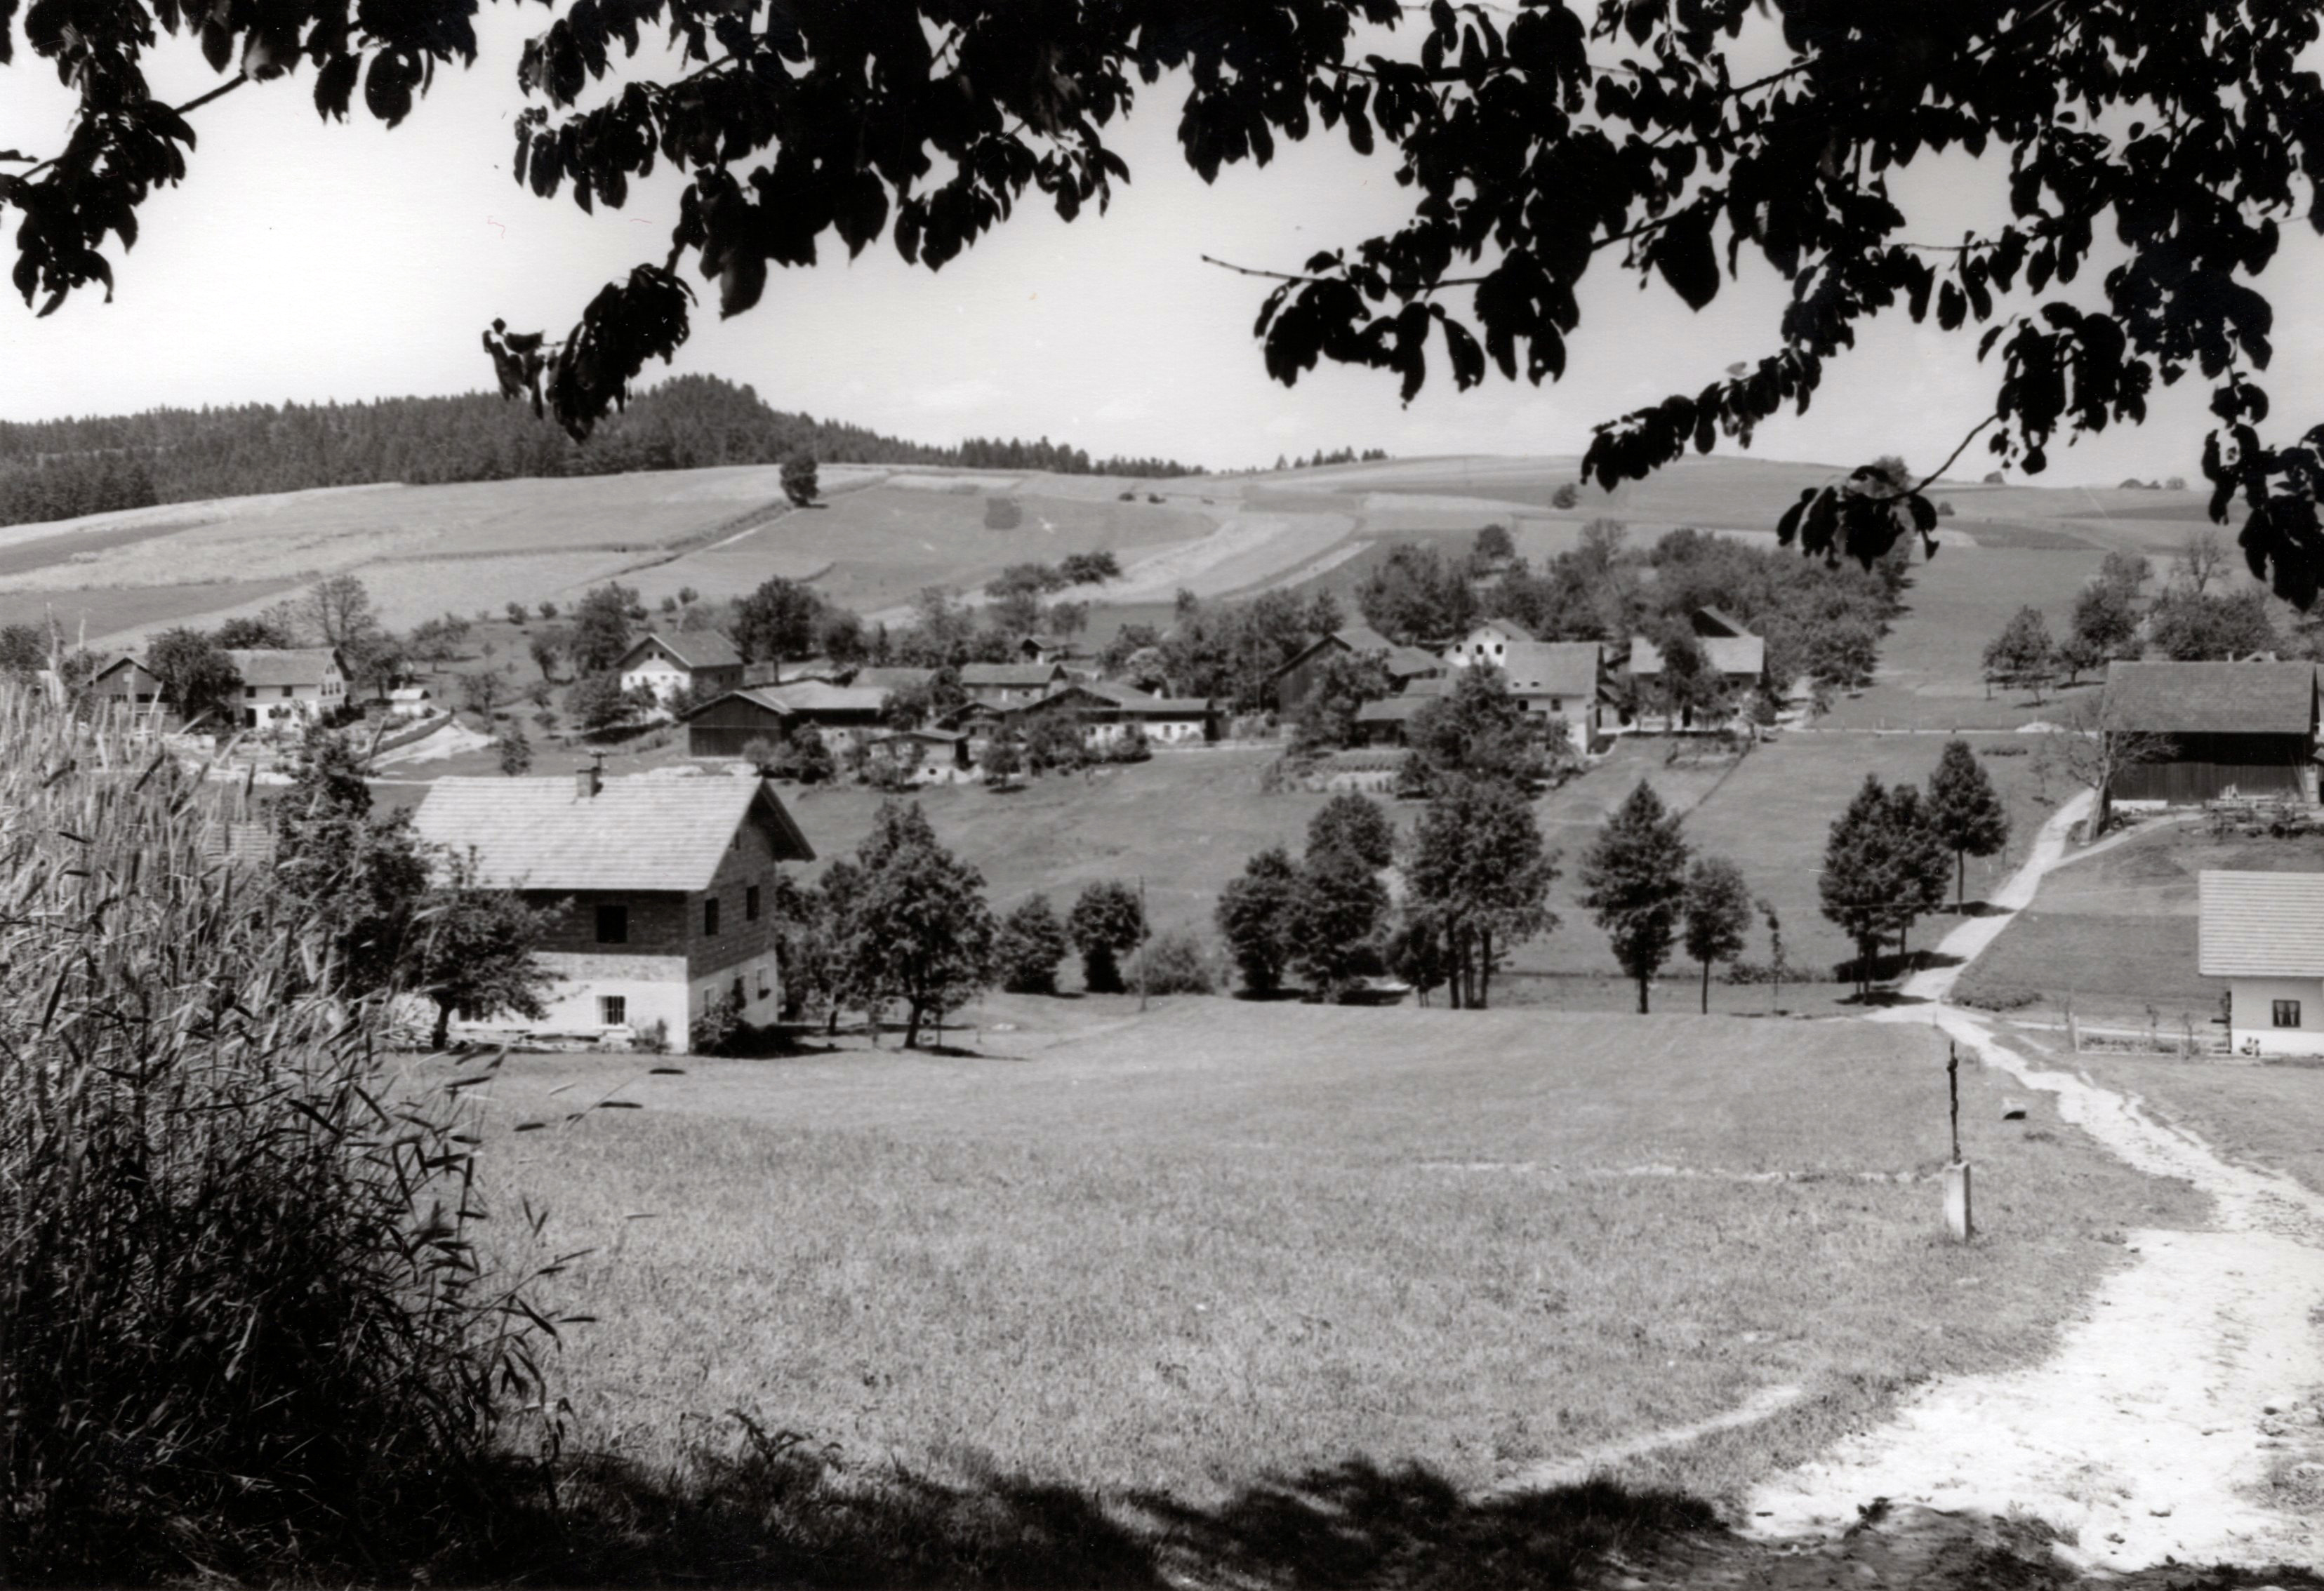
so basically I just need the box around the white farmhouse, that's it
[411,767,814,1052]
[2199,869,2324,1056]
[617,631,745,707]
[227,648,350,729]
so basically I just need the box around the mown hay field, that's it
[469,1000,2202,1509]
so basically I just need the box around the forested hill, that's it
[0,375,1204,528]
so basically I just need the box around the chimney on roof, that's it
[576,752,604,799]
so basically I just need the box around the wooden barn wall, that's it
[2111,732,2311,803]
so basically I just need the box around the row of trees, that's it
[0,375,1203,530]
[1984,533,2313,702]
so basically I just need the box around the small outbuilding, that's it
[2200,869,2324,1056]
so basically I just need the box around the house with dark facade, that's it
[2103,660,2321,808]
[1272,625,1442,719]
[411,766,814,1052]
[684,681,894,758]
[86,653,168,715]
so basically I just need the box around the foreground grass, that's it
[471,1000,2198,1544]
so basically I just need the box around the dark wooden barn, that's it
[2101,660,2320,808]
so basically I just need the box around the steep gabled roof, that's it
[2200,870,2324,978]
[2103,661,2318,735]
[851,666,939,692]
[1692,606,1753,638]
[413,774,813,891]
[1497,641,1601,699]
[1463,618,1536,644]
[226,648,344,687]
[1629,634,1768,679]
[618,630,743,672]
[1072,679,1214,714]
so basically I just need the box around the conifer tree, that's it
[1925,739,2011,910]
[1579,781,1691,1014]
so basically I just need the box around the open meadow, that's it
[466,999,2201,1538]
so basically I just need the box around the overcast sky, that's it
[6,12,2324,484]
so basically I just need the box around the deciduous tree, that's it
[145,626,241,724]
[1404,775,1558,1009]
[1068,880,1146,995]
[995,895,1070,996]
[568,584,639,676]
[849,801,995,1049]
[1982,606,2058,703]
[1680,856,1754,1016]
[1306,792,1395,871]
[781,454,820,507]
[410,858,558,1050]
[1216,846,1302,997]
[1289,845,1388,1001]
[1579,781,1690,1014]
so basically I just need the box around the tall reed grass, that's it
[0,688,557,1583]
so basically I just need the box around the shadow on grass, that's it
[453,1441,2324,1590]
[1946,900,2015,919]
[467,1443,1719,1590]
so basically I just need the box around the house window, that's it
[703,898,720,936]
[281,685,294,699]
[757,965,772,998]
[245,685,257,698]
[746,884,761,921]
[599,995,627,1026]
[2275,999,2303,1028]
[595,903,628,944]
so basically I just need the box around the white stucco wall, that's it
[2228,974,2324,1056]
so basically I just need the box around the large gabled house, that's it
[618,631,745,707]
[1626,610,1769,731]
[960,660,1068,707]
[411,766,814,1052]
[228,648,350,729]
[2101,660,2320,809]
[1496,640,1606,757]
[1445,618,1538,670]
[2200,869,2324,1056]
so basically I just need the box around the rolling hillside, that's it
[0,446,2236,655]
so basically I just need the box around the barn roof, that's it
[225,648,343,687]
[1628,634,1767,679]
[752,681,891,714]
[851,666,938,691]
[618,630,742,671]
[961,662,1066,688]
[2200,870,2324,978]
[1497,641,1602,699]
[413,774,813,891]
[2103,661,2318,735]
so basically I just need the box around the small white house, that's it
[2199,869,2324,1056]
[616,631,745,707]
[1444,618,1536,670]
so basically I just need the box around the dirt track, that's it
[1747,796,2324,1574]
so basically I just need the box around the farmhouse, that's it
[684,682,892,758]
[1626,614,1769,731]
[1272,625,1443,719]
[618,630,745,706]
[1445,618,1537,670]
[2200,870,2324,1056]
[227,648,350,729]
[1496,641,1605,757]
[2102,660,2320,808]
[411,766,814,1053]
[1034,680,1220,745]
[961,661,1067,707]
[870,727,971,784]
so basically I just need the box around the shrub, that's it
[0,686,557,1583]
[1979,743,2029,757]
[1129,929,1218,994]
[1956,982,2044,1012]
